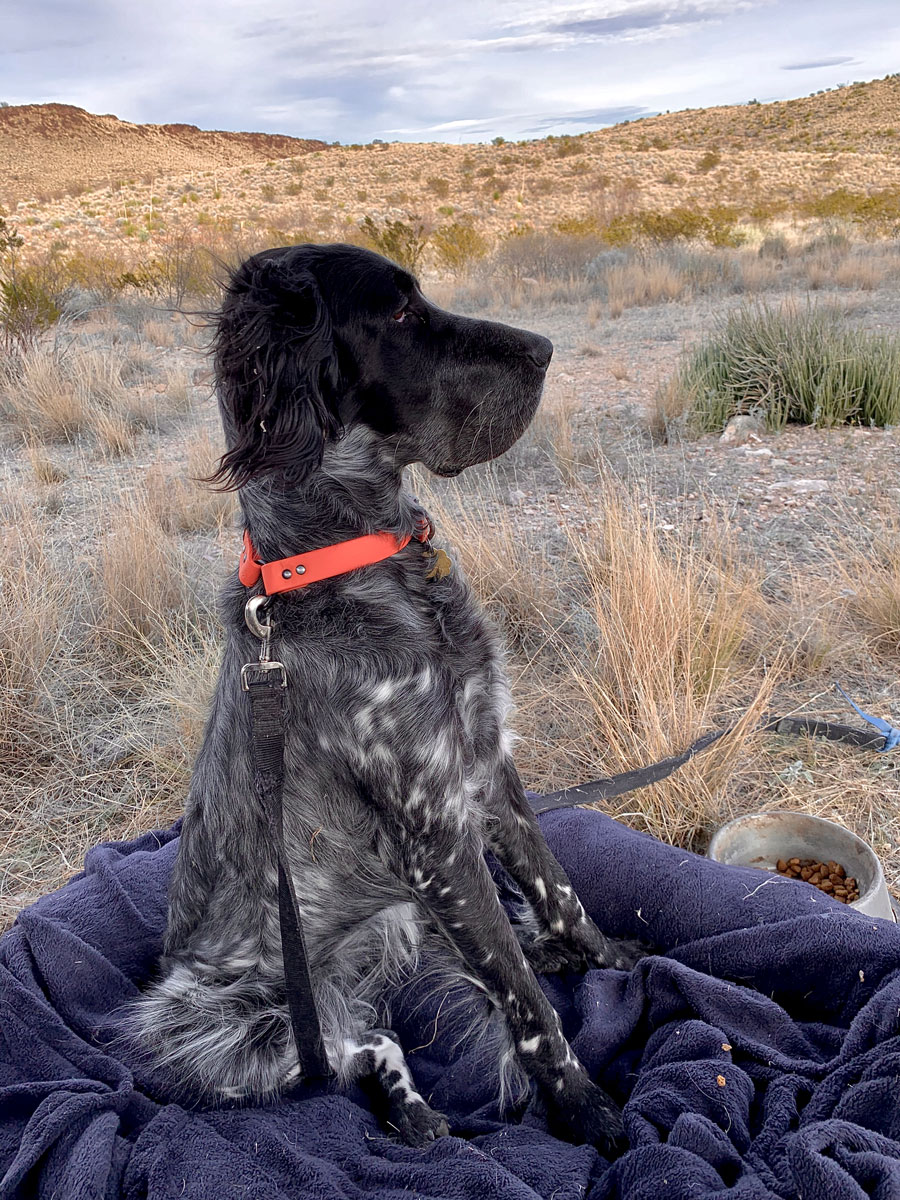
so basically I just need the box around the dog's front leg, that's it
[483,757,646,975]
[388,815,625,1153]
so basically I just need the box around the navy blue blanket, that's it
[3,808,900,1199]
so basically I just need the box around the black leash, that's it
[242,597,330,1081]
[529,711,893,816]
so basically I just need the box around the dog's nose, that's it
[525,335,553,371]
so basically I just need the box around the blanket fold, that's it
[2,809,900,1200]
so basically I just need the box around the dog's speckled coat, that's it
[129,243,641,1150]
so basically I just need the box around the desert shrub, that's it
[801,189,900,234]
[674,303,900,432]
[490,231,606,281]
[585,249,631,278]
[0,219,64,350]
[802,232,851,262]
[0,215,24,257]
[431,222,489,274]
[695,150,722,173]
[555,217,601,236]
[553,136,586,158]
[609,262,686,315]
[427,177,451,200]
[599,205,742,248]
[0,267,61,353]
[116,232,219,306]
[704,206,746,248]
[758,235,790,260]
[358,215,429,271]
[59,248,131,300]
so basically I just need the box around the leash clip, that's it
[242,596,287,690]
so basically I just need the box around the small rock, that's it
[743,447,773,458]
[767,479,830,495]
[719,415,763,446]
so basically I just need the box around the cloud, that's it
[2,0,895,145]
[547,1,755,39]
[781,55,856,70]
[523,106,656,132]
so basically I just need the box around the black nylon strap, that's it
[246,673,330,1080]
[528,714,890,816]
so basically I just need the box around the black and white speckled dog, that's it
[131,242,641,1151]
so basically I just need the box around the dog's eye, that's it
[392,303,423,325]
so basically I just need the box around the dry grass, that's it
[564,491,775,843]
[142,318,177,347]
[412,457,898,871]
[94,493,204,651]
[415,474,560,652]
[831,254,888,290]
[0,481,218,924]
[606,261,687,318]
[648,376,692,442]
[834,524,900,653]
[412,473,791,845]
[25,440,68,483]
[0,495,70,765]
[145,430,234,533]
[2,238,899,925]
[0,342,201,453]
[1,351,88,440]
[528,377,582,485]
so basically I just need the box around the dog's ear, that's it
[209,251,342,490]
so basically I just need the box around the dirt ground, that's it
[1,260,899,925]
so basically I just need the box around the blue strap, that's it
[835,683,900,752]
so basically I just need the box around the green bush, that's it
[427,177,451,200]
[800,188,900,234]
[0,219,62,352]
[695,150,722,173]
[598,205,743,247]
[432,222,488,273]
[675,304,900,432]
[358,216,429,271]
[0,269,61,352]
[554,136,586,158]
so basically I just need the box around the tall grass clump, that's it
[563,490,776,843]
[674,303,900,432]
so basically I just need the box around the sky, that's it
[3,1,899,144]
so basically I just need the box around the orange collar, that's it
[239,516,433,595]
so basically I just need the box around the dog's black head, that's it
[211,242,552,490]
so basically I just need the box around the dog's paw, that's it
[590,936,650,972]
[523,928,650,975]
[388,1095,451,1147]
[523,937,591,975]
[545,1079,625,1157]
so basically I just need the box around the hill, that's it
[611,74,900,155]
[0,104,326,206]
[3,77,900,268]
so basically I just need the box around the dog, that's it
[130,242,641,1151]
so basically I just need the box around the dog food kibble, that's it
[774,857,860,903]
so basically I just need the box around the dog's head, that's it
[211,242,552,489]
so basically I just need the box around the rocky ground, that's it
[1,253,899,923]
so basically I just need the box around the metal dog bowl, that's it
[708,810,895,921]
